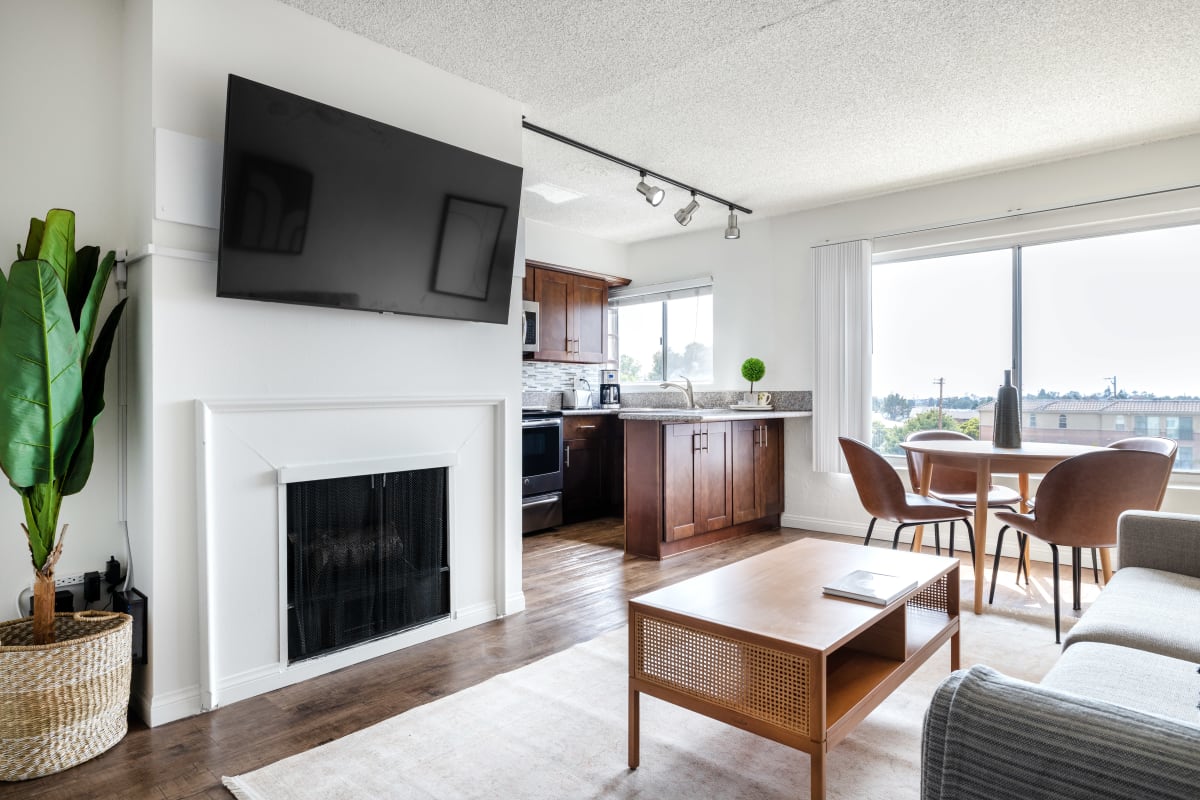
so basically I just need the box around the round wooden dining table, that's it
[898,439,1101,613]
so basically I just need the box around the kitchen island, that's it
[621,408,810,558]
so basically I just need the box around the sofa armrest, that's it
[1118,510,1200,578]
[922,666,1200,800]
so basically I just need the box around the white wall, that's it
[124,0,527,724]
[626,133,1200,539]
[524,218,628,277]
[0,1,132,619]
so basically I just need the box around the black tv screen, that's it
[218,75,522,324]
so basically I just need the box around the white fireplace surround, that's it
[196,396,514,710]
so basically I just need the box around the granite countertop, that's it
[618,408,812,422]
[561,407,812,421]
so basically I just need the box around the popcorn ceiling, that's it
[282,0,1200,243]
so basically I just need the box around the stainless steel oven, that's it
[522,409,563,533]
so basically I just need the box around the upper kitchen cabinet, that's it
[525,261,629,364]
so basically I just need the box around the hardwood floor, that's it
[1,521,1093,799]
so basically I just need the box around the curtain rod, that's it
[521,119,753,215]
[870,182,1200,242]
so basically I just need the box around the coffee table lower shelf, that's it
[628,570,959,800]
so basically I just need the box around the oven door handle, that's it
[522,496,561,508]
[522,419,563,429]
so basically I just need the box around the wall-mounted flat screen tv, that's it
[218,74,522,324]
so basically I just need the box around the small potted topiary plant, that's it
[741,357,765,394]
[0,209,132,780]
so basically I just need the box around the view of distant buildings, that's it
[874,396,1197,470]
[979,399,1196,469]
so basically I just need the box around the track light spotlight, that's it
[520,120,752,237]
[674,193,699,227]
[636,172,665,206]
[724,208,740,239]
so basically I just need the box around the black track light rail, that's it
[522,119,753,215]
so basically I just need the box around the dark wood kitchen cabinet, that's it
[732,418,783,524]
[662,422,732,541]
[562,414,624,523]
[528,265,608,363]
[625,416,784,559]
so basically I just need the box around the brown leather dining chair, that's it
[904,429,1024,560]
[1015,436,1177,585]
[988,448,1172,643]
[839,436,971,551]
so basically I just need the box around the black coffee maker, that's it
[600,369,620,409]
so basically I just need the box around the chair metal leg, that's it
[1090,547,1100,584]
[1015,532,1028,585]
[864,517,877,546]
[1050,544,1062,644]
[962,518,976,560]
[891,523,903,550]
[933,523,942,556]
[948,522,955,557]
[1072,547,1083,611]
[988,525,1008,605]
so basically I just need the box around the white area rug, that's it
[225,612,1063,799]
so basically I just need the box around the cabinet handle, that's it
[577,424,596,429]
[703,430,709,452]
[692,432,701,453]
[752,426,760,447]
[564,442,571,468]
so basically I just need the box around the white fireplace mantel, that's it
[195,395,516,710]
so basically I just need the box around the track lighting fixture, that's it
[636,172,665,206]
[724,208,740,239]
[521,119,752,239]
[674,193,700,227]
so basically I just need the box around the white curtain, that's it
[812,240,872,473]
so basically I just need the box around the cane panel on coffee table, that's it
[628,539,959,800]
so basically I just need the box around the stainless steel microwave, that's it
[521,300,539,353]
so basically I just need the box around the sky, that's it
[872,223,1200,400]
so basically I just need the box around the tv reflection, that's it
[225,155,312,254]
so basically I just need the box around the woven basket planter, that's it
[0,611,132,781]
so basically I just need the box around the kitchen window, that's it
[608,278,713,384]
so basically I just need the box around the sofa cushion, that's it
[1042,641,1200,724]
[1064,566,1200,662]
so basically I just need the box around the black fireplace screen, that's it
[286,468,449,663]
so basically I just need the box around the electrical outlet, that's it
[31,573,85,590]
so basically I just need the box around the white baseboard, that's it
[502,591,526,615]
[137,683,203,728]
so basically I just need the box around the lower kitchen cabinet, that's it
[626,417,783,559]
[732,418,783,524]
[563,414,624,523]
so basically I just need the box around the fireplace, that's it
[195,396,520,714]
[286,468,450,663]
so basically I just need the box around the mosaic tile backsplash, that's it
[522,361,811,412]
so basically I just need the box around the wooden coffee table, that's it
[628,538,960,799]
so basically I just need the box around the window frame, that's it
[608,277,714,388]
[873,219,1200,479]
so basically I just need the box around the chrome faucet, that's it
[659,375,696,408]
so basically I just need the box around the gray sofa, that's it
[922,510,1200,800]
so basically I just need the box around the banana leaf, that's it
[21,483,61,569]
[75,250,115,363]
[62,297,126,496]
[0,259,83,488]
[19,216,43,260]
[36,209,76,291]
[70,245,100,332]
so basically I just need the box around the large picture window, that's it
[609,279,713,384]
[872,222,1200,471]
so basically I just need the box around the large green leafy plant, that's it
[0,210,126,645]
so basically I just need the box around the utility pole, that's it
[1104,375,1118,398]
[933,377,945,429]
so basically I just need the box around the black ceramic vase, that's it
[993,369,1021,448]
